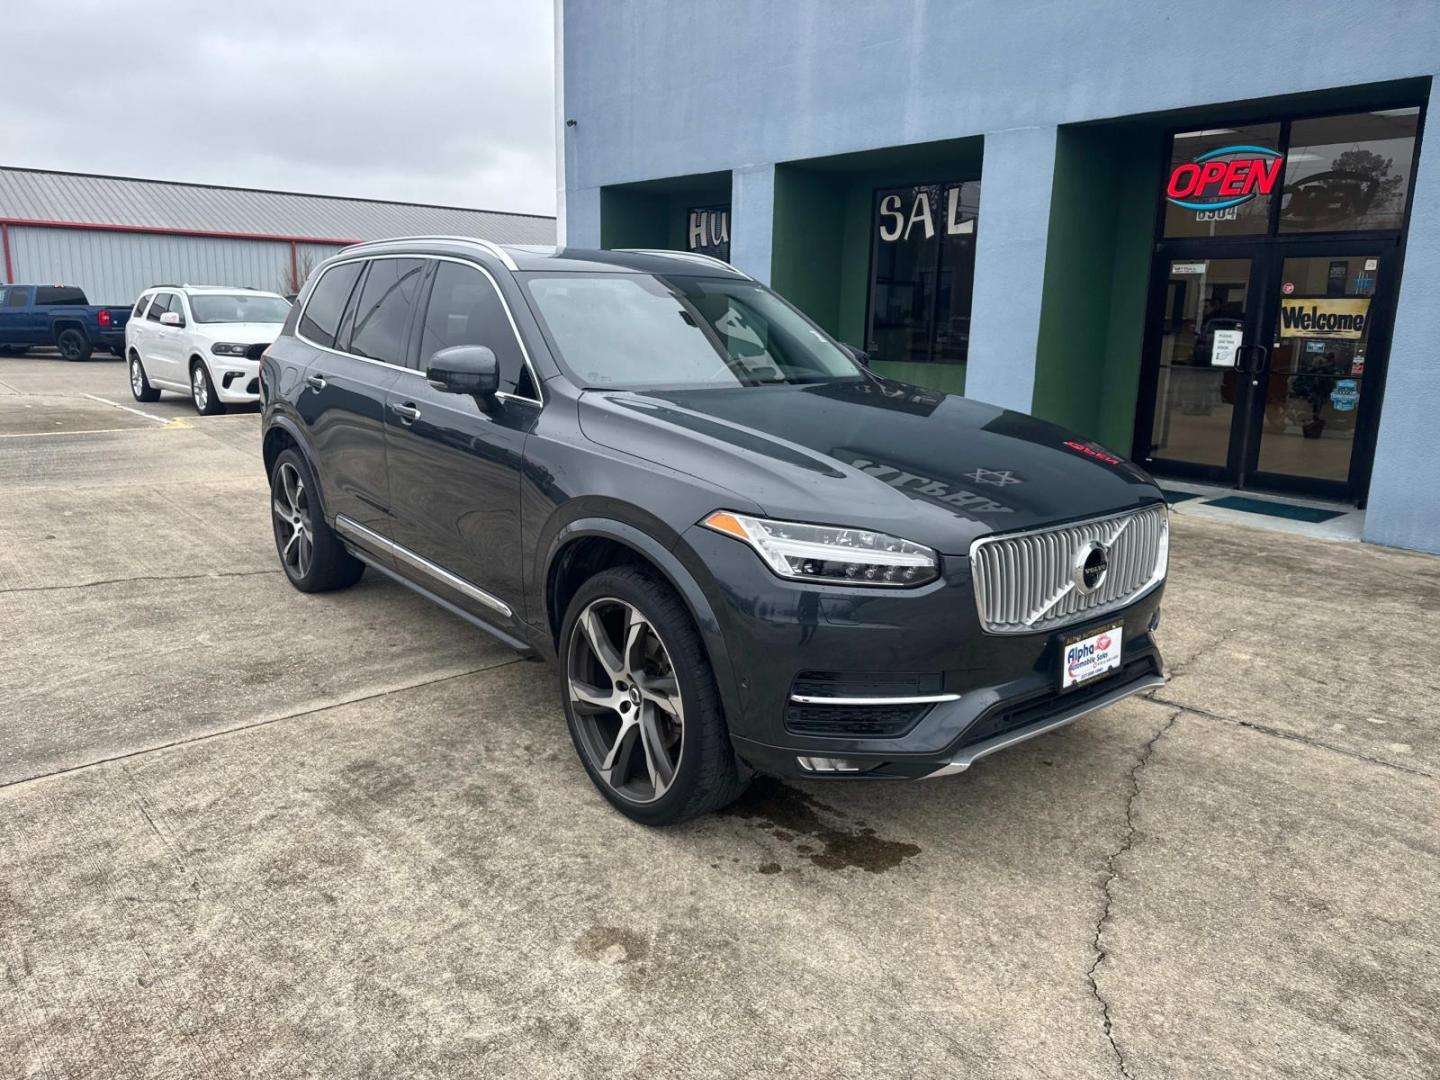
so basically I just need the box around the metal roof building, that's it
[0,167,555,304]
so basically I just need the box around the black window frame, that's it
[145,293,174,321]
[414,256,538,399]
[297,260,366,351]
[342,256,426,368]
[863,178,980,368]
[1157,103,1426,244]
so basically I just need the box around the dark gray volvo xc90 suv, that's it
[260,238,1168,824]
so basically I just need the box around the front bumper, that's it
[212,360,261,404]
[681,525,1166,781]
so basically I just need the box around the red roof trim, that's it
[0,217,361,247]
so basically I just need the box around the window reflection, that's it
[1280,109,1419,233]
[868,181,979,365]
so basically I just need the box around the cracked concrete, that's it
[2,356,1438,1078]
[1087,709,1181,1079]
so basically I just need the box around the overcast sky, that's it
[8,1,557,216]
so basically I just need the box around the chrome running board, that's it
[924,673,1166,779]
[334,515,513,619]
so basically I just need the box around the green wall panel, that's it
[770,139,983,397]
[1031,124,1163,452]
[869,360,967,395]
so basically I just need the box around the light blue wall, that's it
[1365,131,1440,552]
[963,126,1057,412]
[729,165,775,285]
[560,0,1440,552]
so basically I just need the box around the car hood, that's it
[576,378,1164,553]
[194,322,284,343]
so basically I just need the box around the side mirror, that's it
[426,344,499,396]
[844,343,871,367]
[159,311,184,328]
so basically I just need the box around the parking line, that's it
[83,393,171,424]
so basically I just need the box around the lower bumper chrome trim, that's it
[788,692,962,706]
[335,514,513,618]
[923,673,1166,779]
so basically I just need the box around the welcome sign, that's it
[1278,297,1372,340]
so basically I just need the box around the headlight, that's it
[211,342,251,357]
[1148,505,1170,587]
[702,511,939,587]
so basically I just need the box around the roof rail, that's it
[338,235,518,271]
[616,248,750,279]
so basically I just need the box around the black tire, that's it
[57,329,92,362]
[269,448,364,593]
[560,565,748,825]
[128,352,160,403]
[190,359,225,415]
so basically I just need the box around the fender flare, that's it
[542,516,743,725]
[262,412,329,520]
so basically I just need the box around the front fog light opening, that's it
[796,756,869,774]
[703,511,938,587]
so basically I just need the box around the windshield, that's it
[522,273,862,389]
[188,294,291,324]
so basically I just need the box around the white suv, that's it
[126,286,291,414]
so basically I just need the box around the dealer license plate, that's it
[1059,621,1123,690]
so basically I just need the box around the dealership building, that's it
[556,1,1440,554]
[0,167,554,306]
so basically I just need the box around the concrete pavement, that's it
[2,354,1437,1078]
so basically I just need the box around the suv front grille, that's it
[970,504,1168,634]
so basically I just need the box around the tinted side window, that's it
[133,294,152,317]
[35,286,88,306]
[347,258,425,366]
[146,293,174,321]
[419,261,535,397]
[5,287,30,307]
[298,261,364,348]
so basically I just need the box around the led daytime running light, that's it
[703,511,938,587]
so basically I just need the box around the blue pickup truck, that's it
[0,284,132,361]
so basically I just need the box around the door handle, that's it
[305,374,327,391]
[390,402,422,424]
[1235,344,1269,376]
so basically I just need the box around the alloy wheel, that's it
[192,367,208,411]
[567,598,685,804]
[130,360,143,397]
[272,462,314,579]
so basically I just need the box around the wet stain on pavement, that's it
[723,777,920,873]
[575,926,649,966]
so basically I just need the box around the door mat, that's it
[1202,495,1346,524]
[1159,489,1202,504]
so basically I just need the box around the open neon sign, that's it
[1166,145,1284,212]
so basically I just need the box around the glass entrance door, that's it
[1142,256,1263,481]
[1138,243,1394,501]
[1247,252,1383,492]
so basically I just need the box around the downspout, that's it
[1,222,13,283]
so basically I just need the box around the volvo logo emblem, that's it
[1073,541,1110,595]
